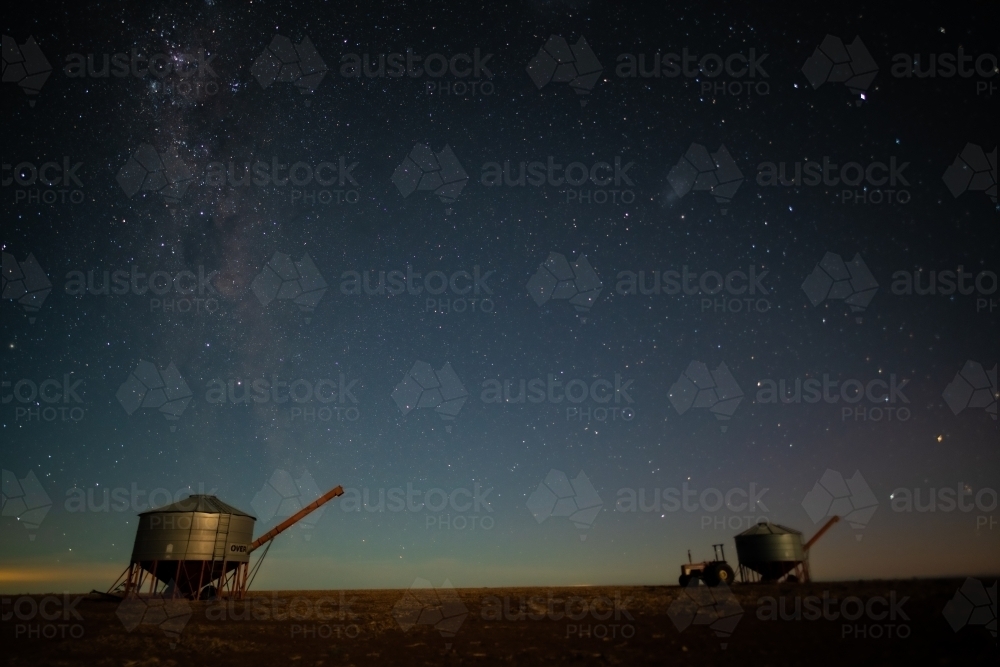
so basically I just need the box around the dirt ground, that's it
[2,579,995,666]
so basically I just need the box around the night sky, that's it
[2,1,997,594]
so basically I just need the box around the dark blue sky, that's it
[2,0,997,592]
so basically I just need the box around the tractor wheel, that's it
[679,574,691,587]
[713,563,735,587]
[703,563,720,587]
[199,585,218,601]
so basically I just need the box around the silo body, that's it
[131,511,255,563]
[734,522,806,581]
[129,495,256,596]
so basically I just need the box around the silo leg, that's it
[239,562,248,599]
[148,561,158,595]
[195,561,206,600]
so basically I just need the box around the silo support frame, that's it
[215,560,250,600]
[112,559,251,600]
[738,563,761,584]
[737,560,811,584]
[115,561,154,598]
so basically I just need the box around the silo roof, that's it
[736,522,802,537]
[139,494,256,518]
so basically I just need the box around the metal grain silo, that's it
[120,495,256,600]
[734,517,841,583]
[109,485,344,600]
[734,522,806,582]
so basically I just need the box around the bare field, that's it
[2,579,994,666]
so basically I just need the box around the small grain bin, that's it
[120,495,256,599]
[734,516,840,583]
[110,486,344,600]
[734,522,805,582]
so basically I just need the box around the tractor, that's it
[679,543,735,587]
